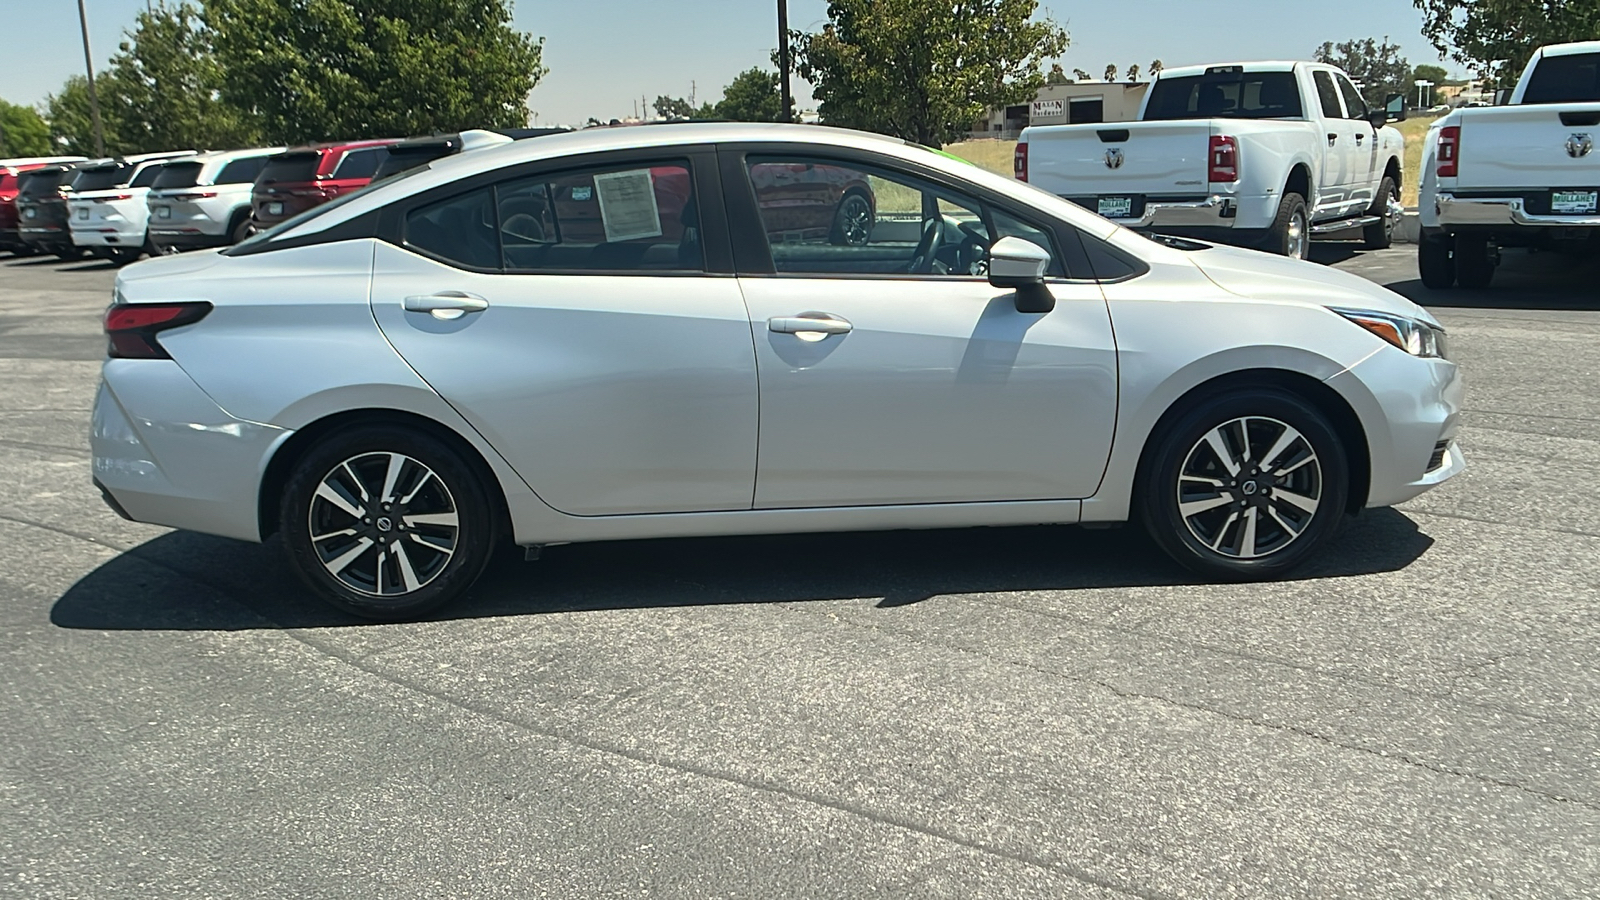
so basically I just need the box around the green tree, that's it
[1071,68,1091,81]
[45,74,127,156]
[1314,36,1411,108]
[205,0,547,144]
[1414,0,1600,87]
[1126,63,1140,82]
[1103,63,1117,82]
[0,99,52,156]
[1046,63,1069,84]
[1150,59,1164,78]
[791,0,1069,147]
[714,68,785,122]
[654,95,695,120]
[106,2,261,152]
[1413,63,1450,85]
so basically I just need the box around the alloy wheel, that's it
[1287,209,1308,259]
[308,451,460,597]
[1176,416,1322,559]
[838,195,872,246]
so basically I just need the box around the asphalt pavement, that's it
[2,244,1598,898]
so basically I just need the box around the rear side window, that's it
[1145,71,1305,119]
[130,164,166,188]
[152,162,203,189]
[405,188,500,270]
[217,156,269,184]
[258,153,321,185]
[19,170,67,195]
[1311,71,1344,118]
[1523,52,1600,103]
[72,165,130,192]
[333,147,387,180]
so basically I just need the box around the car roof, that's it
[274,122,1117,244]
[1538,40,1600,59]
[185,147,288,168]
[275,138,404,156]
[1156,61,1304,79]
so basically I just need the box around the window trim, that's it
[379,145,734,277]
[1335,74,1369,121]
[714,142,1098,282]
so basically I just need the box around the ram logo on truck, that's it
[1567,133,1593,158]
[1105,148,1124,169]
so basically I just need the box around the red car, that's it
[250,138,401,229]
[0,158,87,255]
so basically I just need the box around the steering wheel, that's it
[956,220,989,275]
[909,216,944,274]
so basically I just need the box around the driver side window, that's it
[743,156,1062,278]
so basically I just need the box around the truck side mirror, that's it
[1383,93,1406,123]
[988,236,1055,313]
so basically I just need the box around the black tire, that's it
[1138,388,1349,580]
[280,426,498,620]
[1263,192,1309,259]
[54,246,86,260]
[1362,176,1398,250]
[109,248,141,266]
[1418,232,1455,289]
[1453,234,1495,288]
[228,212,252,246]
[828,190,874,246]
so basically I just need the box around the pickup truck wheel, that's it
[1265,193,1309,259]
[1418,233,1455,289]
[1362,177,1399,250]
[1454,235,1495,289]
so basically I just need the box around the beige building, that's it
[974,82,1151,139]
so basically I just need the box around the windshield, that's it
[227,163,427,253]
[19,169,68,196]
[72,164,131,192]
[257,152,322,185]
[1522,52,1600,104]
[1144,71,1304,120]
[151,161,203,189]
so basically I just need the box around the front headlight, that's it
[1331,308,1449,359]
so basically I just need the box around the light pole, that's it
[777,0,792,123]
[1415,79,1434,109]
[76,0,107,157]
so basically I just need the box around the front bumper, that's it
[92,360,288,542]
[1435,192,1600,228]
[1326,348,1465,509]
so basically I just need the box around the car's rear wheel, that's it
[828,191,874,246]
[228,213,252,246]
[1362,176,1399,250]
[1418,232,1455,289]
[1264,192,1309,259]
[1453,234,1495,289]
[280,426,497,620]
[54,246,86,260]
[1139,389,1348,580]
[108,248,141,266]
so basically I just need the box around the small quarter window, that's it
[333,147,387,180]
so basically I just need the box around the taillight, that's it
[93,194,134,202]
[1208,135,1238,183]
[168,191,218,202]
[1014,142,1029,182]
[104,302,211,359]
[1436,126,1460,178]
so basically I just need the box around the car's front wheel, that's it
[280,426,497,620]
[828,191,874,246]
[1139,389,1349,580]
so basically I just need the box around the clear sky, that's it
[5,0,1459,129]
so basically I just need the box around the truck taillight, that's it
[1014,142,1029,181]
[1208,135,1238,183]
[1436,126,1460,177]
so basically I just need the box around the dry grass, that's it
[947,119,1443,209]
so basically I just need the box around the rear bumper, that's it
[19,225,76,251]
[1068,194,1239,229]
[70,227,145,248]
[147,230,234,251]
[92,360,288,542]
[1435,192,1600,228]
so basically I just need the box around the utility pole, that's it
[777,0,792,123]
[76,0,107,157]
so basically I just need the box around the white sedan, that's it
[92,124,1463,619]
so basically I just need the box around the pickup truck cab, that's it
[1017,61,1406,258]
[1418,41,1600,288]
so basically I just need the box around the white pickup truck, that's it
[1016,61,1406,259]
[1418,41,1600,288]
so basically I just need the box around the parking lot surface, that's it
[2,246,1598,898]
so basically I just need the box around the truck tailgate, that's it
[1456,104,1600,189]
[1023,121,1213,197]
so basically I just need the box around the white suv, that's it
[67,151,196,264]
[146,147,284,252]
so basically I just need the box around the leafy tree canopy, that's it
[45,75,125,157]
[792,0,1069,146]
[0,100,53,157]
[1314,36,1412,108]
[205,0,547,144]
[106,3,263,153]
[1414,0,1600,87]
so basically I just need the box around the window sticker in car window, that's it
[593,169,662,242]
[570,186,592,201]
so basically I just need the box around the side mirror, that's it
[988,235,1055,314]
[1383,92,1407,123]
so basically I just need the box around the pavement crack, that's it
[1405,507,1600,540]
[0,437,90,458]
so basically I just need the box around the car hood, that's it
[1186,242,1439,327]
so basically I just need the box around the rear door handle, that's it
[1355,132,1365,145]
[768,313,853,336]
[1327,133,1338,146]
[404,291,489,320]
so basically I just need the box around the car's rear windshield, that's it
[373,146,454,181]
[258,152,322,185]
[1522,52,1600,104]
[1144,71,1305,120]
[152,161,204,188]
[72,164,131,192]
[19,169,68,195]
[129,164,167,188]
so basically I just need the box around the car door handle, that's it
[1355,132,1365,144]
[1327,133,1338,146]
[768,314,853,335]
[404,291,489,320]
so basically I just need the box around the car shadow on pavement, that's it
[51,508,1433,631]
[1379,247,1600,311]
